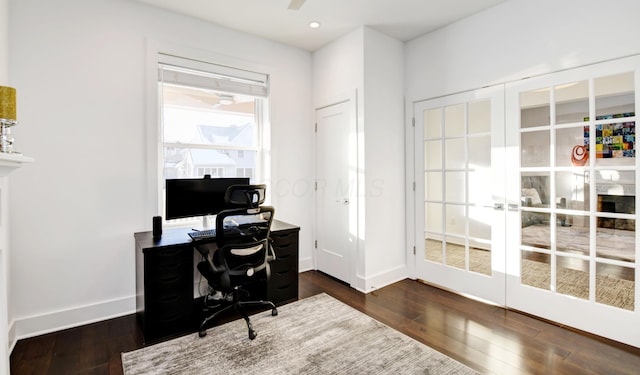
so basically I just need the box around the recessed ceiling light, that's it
[309,21,321,29]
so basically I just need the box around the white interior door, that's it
[414,86,506,305]
[315,100,354,283]
[505,55,640,347]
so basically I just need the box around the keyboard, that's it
[188,229,217,241]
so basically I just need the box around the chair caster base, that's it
[249,329,257,340]
[271,308,278,316]
[199,330,207,338]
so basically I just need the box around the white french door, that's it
[414,86,506,305]
[505,55,640,347]
[414,55,640,347]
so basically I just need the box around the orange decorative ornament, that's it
[571,145,588,166]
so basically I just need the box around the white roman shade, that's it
[158,53,269,97]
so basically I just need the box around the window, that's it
[196,167,223,177]
[158,54,269,224]
[236,167,254,178]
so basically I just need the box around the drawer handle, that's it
[159,294,181,303]
[158,275,181,283]
[154,313,181,322]
[159,263,183,271]
[157,248,182,257]
[271,233,295,240]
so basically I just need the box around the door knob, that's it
[483,203,505,210]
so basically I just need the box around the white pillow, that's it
[521,188,542,206]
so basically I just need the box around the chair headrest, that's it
[225,184,266,209]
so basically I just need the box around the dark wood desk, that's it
[135,220,299,343]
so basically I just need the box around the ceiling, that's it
[134,0,508,51]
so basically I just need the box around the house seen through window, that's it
[158,54,268,224]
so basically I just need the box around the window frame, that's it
[146,44,271,224]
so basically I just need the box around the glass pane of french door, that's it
[415,86,505,305]
[518,75,636,309]
[506,55,640,347]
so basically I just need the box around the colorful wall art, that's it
[584,113,635,158]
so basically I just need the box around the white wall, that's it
[313,27,365,287]
[362,28,406,290]
[312,27,406,292]
[312,28,364,107]
[1,0,10,365]
[0,0,6,83]
[8,0,313,339]
[405,0,640,101]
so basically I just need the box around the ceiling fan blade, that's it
[288,0,306,10]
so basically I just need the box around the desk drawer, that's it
[270,262,298,288]
[270,257,296,274]
[268,228,298,305]
[146,293,193,318]
[272,242,297,261]
[146,277,191,299]
[143,310,193,343]
[146,260,191,277]
[268,280,298,304]
[146,269,191,287]
[270,271,297,287]
[271,230,298,247]
[145,245,192,289]
[146,247,191,268]
[271,248,298,268]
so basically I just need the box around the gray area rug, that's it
[122,293,479,374]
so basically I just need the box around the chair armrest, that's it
[207,256,225,273]
[267,238,276,262]
[196,244,226,273]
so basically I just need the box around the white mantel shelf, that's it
[0,153,34,176]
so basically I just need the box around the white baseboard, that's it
[8,319,16,354]
[12,296,136,341]
[298,256,314,272]
[10,261,391,344]
[353,265,408,294]
[10,258,316,344]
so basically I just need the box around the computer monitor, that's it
[165,177,250,226]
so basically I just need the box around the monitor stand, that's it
[195,215,215,231]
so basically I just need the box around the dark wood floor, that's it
[10,270,640,374]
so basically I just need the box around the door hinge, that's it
[412,181,416,191]
[412,117,415,127]
[315,123,317,133]
[413,246,416,255]
[315,181,317,191]
[315,240,318,249]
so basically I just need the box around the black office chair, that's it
[195,184,278,340]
